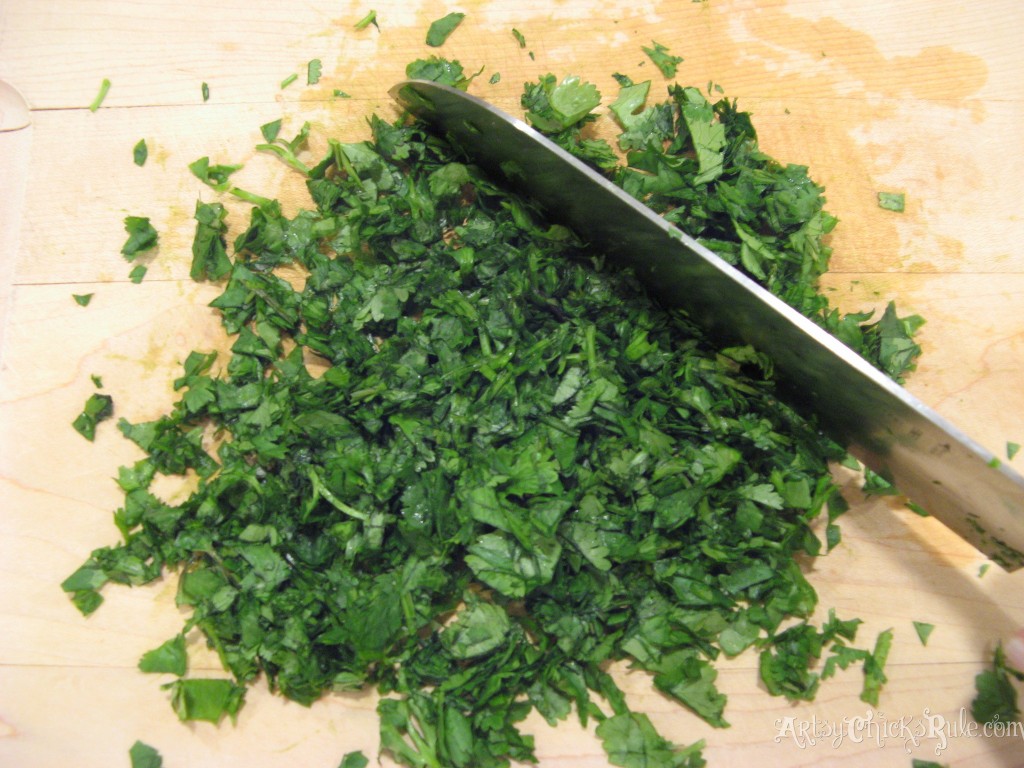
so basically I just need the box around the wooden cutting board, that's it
[2,1,1023,766]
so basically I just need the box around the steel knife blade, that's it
[390,79,1024,570]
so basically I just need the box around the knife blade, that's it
[390,79,1024,571]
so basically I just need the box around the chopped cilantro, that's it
[163,678,246,724]
[338,753,369,768]
[133,139,148,166]
[201,81,210,102]
[73,293,93,307]
[307,58,322,85]
[878,191,906,212]
[138,634,187,676]
[979,563,991,578]
[128,740,163,768]
[90,374,103,388]
[913,621,935,646]
[120,216,158,260]
[66,55,933,768]
[1008,441,1021,460]
[489,72,501,84]
[354,10,378,31]
[72,393,113,441]
[333,89,352,99]
[188,156,243,191]
[280,73,298,90]
[861,628,894,707]
[425,12,465,47]
[972,643,1023,725]
[512,28,527,48]
[88,78,110,112]
[128,264,147,283]
[643,40,684,77]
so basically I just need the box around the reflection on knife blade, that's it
[391,79,1024,570]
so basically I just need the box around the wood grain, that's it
[2,1,1023,766]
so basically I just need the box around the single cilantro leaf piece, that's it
[878,191,906,212]
[1008,442,1021,460]
[338,752,369,768]
[489,72,501,84]
[201,81,210,101]
[426,12,465,47]
[307,58,322,85]
[405,57,473,90]
[133,139,148,166]
[911,760,948,768]
[128,264,147,284]
[913,621,935,646]
[72,393,113,441]
[163,678,246,724]
[643,40,684,77]
[128,740,163,768]
[139,634,188,676]
[120,216,158,260]
[523,74,601,132]
[440,598,511,659]
[189,156,243,191]
[972,643,1023,725]
[860,628,894,707]
[190,201,231,281]
[89,78,110,112]
[280,73,298,89]
[512,28,527,48]
[596,712,705,768]
[354,10,378,30]
[73,293,93,307]
[90,374,103,388]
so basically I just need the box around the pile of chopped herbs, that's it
[64,57,925,768]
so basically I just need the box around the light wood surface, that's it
[2,1,1024,766]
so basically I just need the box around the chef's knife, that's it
[391,79,1024,571]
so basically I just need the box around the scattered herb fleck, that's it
[129,264,148,284]
[89,78,111,112]
[354,10,378,31]
[643,40,684,77]
[73,293,93,307]
[489,72,501,84]
[139,634,188,676]
[120,216,158,260]
[133,139,148,166]
[91,374,103,388]
[878,191,906,212]
[861,628,894,707]
[163,678,246,724]
[426,12,465,47]
[307,58,323,85]
[512,28,527,48]
[333,89,352,99]
[72,392,113,441]
[979,563,991,578]
[972,643,1023,725]
[189,156,244,191]
[280,73,298,90]
[129,740,163,768]
[1008,442,1021,460]
[338,752,370,768]
[913,621,935,646]
[202,82,210,102]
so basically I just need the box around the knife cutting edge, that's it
[390,79,1024,571]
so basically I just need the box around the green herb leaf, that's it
[643,40,684,77]
[72,393,113,441]
[73,293,93,307]
[354,10,378,30]
[120,216,159,260]
[163,678,246,724]
[338,752,369,768]
[280,73,298,90]
[89,78,111,112]
[128,264,148,283]
[139,634,188,676]
[128,740,163,768]
[972,643,1023,725]
[913,621,935,646]
[133,139,148,166]
[878,191,906,212]
[202,82,210,102]
[426,12,465,47]
[512,28,527,48]
[860,628,894,707]
[307,59,322,85]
